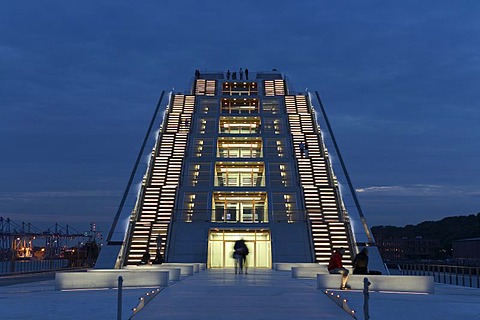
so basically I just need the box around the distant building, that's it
[452,238,480,261]
[98,69,384,271]
[376,237,441,261]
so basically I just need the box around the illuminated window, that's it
[276,140,284,157]
[187,162,211,186]
[181,192,208,222]
[215,162,265,187]
[212,192,268,223]
[263,80,286,96]
[217,137,263,158]
[261,118,283,135]
[262,99,281,114]
[221,98,259,114]
[195,79,216,95]
[199,119,207,134]
[272,193,298,222]
[219,116,261,134]
[269,163,292,187]
[200,98,219,114]
[186,194,195,222]
[194,140,204,157]
[222,82,258,96]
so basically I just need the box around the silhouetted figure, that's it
[185,118,189,128]
[304,142,309,158]
[138,251,150,265]
[232,71,237,80]
[245,68,249,80]
[239,68,243,80]
[195,69,200,79]
[328,248,350,290]
[152,248,163,265]
[353,248,368,274]
[233,239,249,274]
[299,142,305,158]
[226,70,231,80]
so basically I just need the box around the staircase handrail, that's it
[106,90,166,244]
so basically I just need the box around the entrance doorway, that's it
[208,229,271,268]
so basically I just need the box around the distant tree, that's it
[372,213,480,256]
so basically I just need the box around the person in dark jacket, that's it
[138,251,150,265]
[353,248,369,274]
[152,248,163,265]
[233,239,249,274]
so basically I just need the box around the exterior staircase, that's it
[124,94,194,265]
[285,95,353,265]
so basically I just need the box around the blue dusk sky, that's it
[1,1,479,234]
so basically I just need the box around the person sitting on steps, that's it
[353,248,369,274]
[138,250,150,265]
[328,247,350,290]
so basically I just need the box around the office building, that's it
[99,70,383,271]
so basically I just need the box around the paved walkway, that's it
[133,268,351,320]
[2,268,480,319]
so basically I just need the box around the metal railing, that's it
[0,258,82,275]
[398,263,480,288]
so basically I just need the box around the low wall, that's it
[291,266,329,278]
[55,269,169,290]
[161,263,199,274]
[317,274,435,293]
[273,263,321,271]
[116,265,182,281]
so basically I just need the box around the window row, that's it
[186,162,293,187]
[198,117,284,135]
[193,138,286,159]
[180,192,301,223]
[199,98,282,115]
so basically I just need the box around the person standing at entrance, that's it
[233,239,249,274]
[328,248,350,290]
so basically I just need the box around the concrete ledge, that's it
[317,274,435,293]
[274,263,320,271]
[55,269,169,290]
[292,266,329,278]
[162,262,204,273]
[122,265,182,281]
[158,263,195,276]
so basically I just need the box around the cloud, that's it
[356,184,479,197]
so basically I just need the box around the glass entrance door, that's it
[208,229,271,268]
